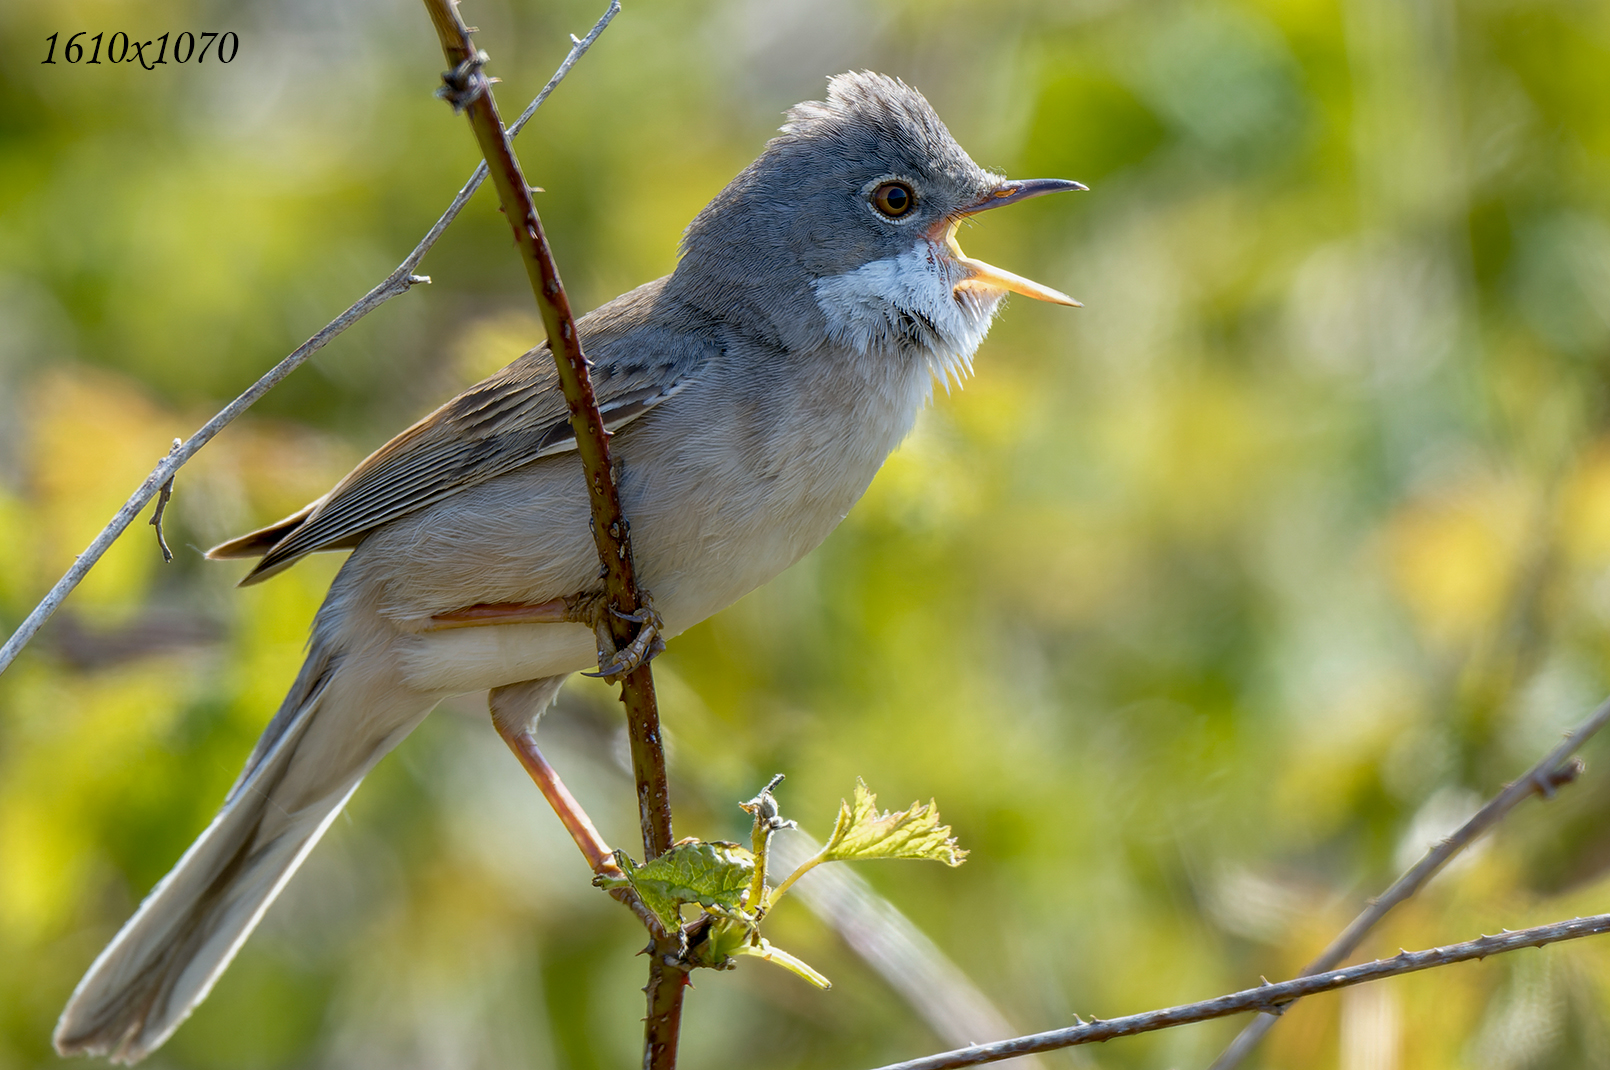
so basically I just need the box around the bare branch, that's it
[0,1,619,679]
[869,913,1610,1070]
[1206,692,1610,1070]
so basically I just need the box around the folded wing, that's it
[210,278,713,584]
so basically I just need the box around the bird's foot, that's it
[573,593,666,682]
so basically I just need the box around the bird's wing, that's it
[212,279,715,584]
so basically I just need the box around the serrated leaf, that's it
[597,840,755,930]
[819,779,967,866]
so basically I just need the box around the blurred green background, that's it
[5,0,1610,1067]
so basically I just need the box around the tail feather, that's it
[54,640,434,1063]
[204,500,320,560]
[205,496,365,588]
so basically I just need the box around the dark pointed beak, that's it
[941,178,1087,307]
[960,177,1089,215]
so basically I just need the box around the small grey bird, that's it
[54,71,1082,1062]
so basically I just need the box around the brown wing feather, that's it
[207,278,715,585]
[206,500,322,560]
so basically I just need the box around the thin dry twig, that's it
[148,438,181,563]
[0,1,618,678]
[869,912,1610,1070]
[1206,692,1610,1070]
[415,4,684,1069]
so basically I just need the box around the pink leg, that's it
[488,682,671,941]
[487,680,618,874]
[493,722,619,875]
[426,597,571,630]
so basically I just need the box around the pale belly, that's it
[379,355,933,695]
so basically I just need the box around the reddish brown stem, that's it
[418,0,672,861]
[417,4,685,1067]
[643,961,688,1070]
[0,5,615,681]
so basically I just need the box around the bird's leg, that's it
[425,593,664,684]
[425,588,663,679]
[567,590,667,682]
[488,685,677,942]
[426,597,570,630]
[489,690,620,877]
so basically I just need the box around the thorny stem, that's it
[417,3,685,1068]
[0,1,618,679]
[418,0,670,859]
[1206,692,1610,1070]
[869,913,1610,1070]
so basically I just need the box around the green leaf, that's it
[819,779,967,866]
[596,840,755,930]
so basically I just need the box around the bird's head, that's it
[674,71,1083,376]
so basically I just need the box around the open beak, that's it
[943,178,1087,307]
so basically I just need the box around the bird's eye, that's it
[871,181,915,218]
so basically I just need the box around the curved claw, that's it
[584,599,666,682]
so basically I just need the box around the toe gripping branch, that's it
[422,587,665,680]
[583,597,667,682]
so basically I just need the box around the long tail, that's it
[54,633,436,1063]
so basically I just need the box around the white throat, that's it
[812,240,1004,389]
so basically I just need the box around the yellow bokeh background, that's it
[6,0,1610,1068]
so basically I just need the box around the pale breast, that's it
[367,295,982,696]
